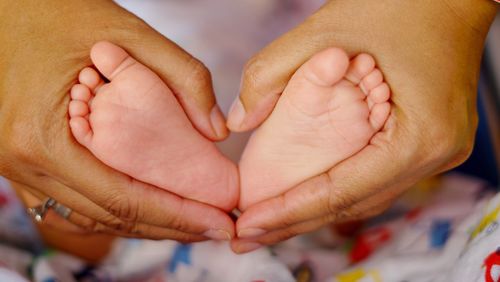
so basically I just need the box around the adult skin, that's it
[0,0,235,241]
[229,0,498,253]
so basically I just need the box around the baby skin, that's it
[68,41,238,211]
[239,48,391,210]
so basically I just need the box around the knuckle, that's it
[124,225,151,238]
[273,194,295,228]
[165,202,189,232]
[242,54,291,99]
[76,218,99,232]
[242,56,267,95]
[101,216,135,233]
[90,223,108,233]
[93,217,137,234]
[326,176,355,216]
[242,56,261,81]
[170,218,188,233]
[104,192,139,223]
[184,58,212,89]
[327,191,356,220]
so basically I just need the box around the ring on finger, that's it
[27,197,72,222]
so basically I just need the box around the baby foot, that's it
[68,41,238,211]
[239,48,391,210]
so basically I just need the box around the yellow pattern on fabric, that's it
[471,203,500,239]
[336,268,382,282]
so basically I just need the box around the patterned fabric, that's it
[1,174,499,282]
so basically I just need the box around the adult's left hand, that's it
[0,0,234,242]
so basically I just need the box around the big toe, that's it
[297,48,350,87]
[90,41,135,81]
[281,48,350,116]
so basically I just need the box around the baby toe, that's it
[369,83,391,104]
[68,100,89,117]
[360,69,384,94]
[69,117,93,147]
[79,67,103,91]
[369,102,391,131]
[345,53,376,85]
[70,84,92,102]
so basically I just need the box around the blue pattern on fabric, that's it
[168,244,193,273]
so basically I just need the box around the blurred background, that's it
[458,12,500,187]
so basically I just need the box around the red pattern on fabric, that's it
[484,248,500,282]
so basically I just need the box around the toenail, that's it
[210,105,227,138]
[226,98,246,130]
[235,242,262,254]
[237,228,266,239]
[203,229,232,241]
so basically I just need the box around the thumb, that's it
[112,24,228,141]
[226,22,328,132]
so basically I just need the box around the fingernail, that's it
[226,98,246,131]
[235,242,262,254]
[238,228,266,239]
[203,229,232,241]
[210,105,228,138]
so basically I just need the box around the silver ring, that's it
[27,198,72,222]
[53,202,72,219]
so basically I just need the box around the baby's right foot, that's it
[68,41,238,211]
[239,48,391,210]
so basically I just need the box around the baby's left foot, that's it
[239,48,391,210]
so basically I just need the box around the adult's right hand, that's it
[228,0,497,252]
[0,0,234,242]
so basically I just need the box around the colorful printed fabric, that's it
[0,174,499,282]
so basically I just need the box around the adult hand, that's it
[13,181,116,263]
[229,0,497,252]
[0,0,234,241]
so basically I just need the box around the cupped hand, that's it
[229,0,497,253]
[0,0,233,241]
